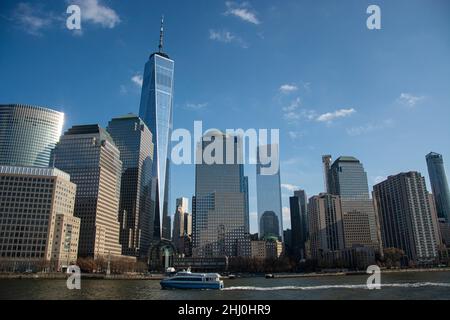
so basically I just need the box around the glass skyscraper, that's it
[193,131,248,257]
[325,156,380,251]
[257,144,283,240]
[289,190,308,259]
[0,104,64,167]
[107,114,154,258]
[426,152,450,221]
[138,19,174,241]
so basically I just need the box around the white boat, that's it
[160,271,224,290]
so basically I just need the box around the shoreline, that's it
[1,267,450,280]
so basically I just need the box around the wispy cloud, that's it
[185,102,209,111]
[72,0,120,28]
[281,184,300,192]
[288,131,303,140]
[131,74,143,87]
[397,93,425,108]
[346,119,394,136]
[224,1,260,25]
[373,176,387,184]
[209,29,248,48]
[279,84,298,94]
[282,97,301,112]
[316,108,356,123]
[12,3,54,36]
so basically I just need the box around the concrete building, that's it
[308,193,345,261]
[0,104,64,168]
[51,125,123,259]
[0,166,79,271]
[373,172,438,265]
[172,197,192,255]
[250,239,283,260]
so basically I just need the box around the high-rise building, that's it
[172,197,192,254]
[426,152,450,221]
[428,193,443,247]
[326,156,380,251]
[289,190,308,259]
[107,114,154,258]
[0,104,64,167]
[373,172,438,264]
[257,144,283,240]
[308,193,345,260]
[0,166,79,271]
[322,155,332,193]
[51,125,123,258]
[138,18,174,240]
[192,131,248,257]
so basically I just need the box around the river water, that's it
[1,271,450,300]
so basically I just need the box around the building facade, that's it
[193,131,249,257]
[426,152,450,221]
[172,197,192,255]
[289,190,308,260]
[326,156,380,251]
[51,125,123,258]
[0,166,79,271]
[107,115,154,258]
[0,104,64,168]
[373,172,438,264]
[257,144,283,240]
[308,193,345,261]
[138,20,174,241]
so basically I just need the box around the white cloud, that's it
[316,108,356,123]
[185,102,209,111]
[373,176,387,184]
[397,93,425,107]
[225,2,260,25]
[209,29,248,48]
[131,74,143,87]
[282,97,301,112]
[12,3,53,36]
[72,0,120,28]
[279,84,298,94]
[281,184,300,192]
[346,119,394,136]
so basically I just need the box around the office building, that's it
[426,152,450,221]
[192,131,248,257]
[289,190,308,259]
[257,144,283,240]
[138,18,174,240]
[51,125,123,258]
[0,104,64,167]
[373,172,438,264]
[172,197,192,255]
[107,115,154,258]
[0,166,79,271]
[308,193,345,260]
[325,155,380,251]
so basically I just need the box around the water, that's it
[1,271,450,300]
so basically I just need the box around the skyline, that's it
[1,0,450,234]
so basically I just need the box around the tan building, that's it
[0,166,80,271]
[250,239,283,259]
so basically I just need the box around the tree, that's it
[383,248,405,268]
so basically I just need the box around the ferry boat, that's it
[160,271,224,290]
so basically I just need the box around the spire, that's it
[158,15,164,53]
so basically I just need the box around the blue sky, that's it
[1,0,450,234]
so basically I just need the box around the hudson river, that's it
[1,271,450,300]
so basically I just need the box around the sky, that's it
[1,0,450,234]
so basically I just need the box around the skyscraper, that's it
[193,131,248,257]
[289,190,308,259]
[426,152,450,221]
[257,144,283,240]
[326,156,380,251]
[51,125,123,258]
[172,197,191,254]
[138,18,174,241]
[308,193,345,261]
[107,115,154,258]
[0,104,64,167]
[373,172,438,264]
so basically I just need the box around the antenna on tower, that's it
[159,15,164,53]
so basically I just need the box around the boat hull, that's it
[160,280,224,290]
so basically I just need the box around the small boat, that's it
[160,271,224,290]
[265,273,275,279]
[228,274,236,279]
